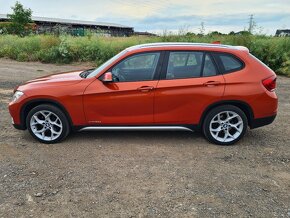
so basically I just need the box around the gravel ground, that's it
[0,58,289,217]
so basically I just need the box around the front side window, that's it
[166,52,203,79]
[111,52,160,82]
[88,49,127,78]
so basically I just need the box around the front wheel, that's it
[26,104,70,144]
[202,105,248,145]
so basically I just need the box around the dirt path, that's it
[0,59,289,217]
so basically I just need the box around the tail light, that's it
[262,75,276,92]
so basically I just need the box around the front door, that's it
[83,52,162,125]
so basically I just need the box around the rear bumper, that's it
[250,114,276,129]
[13,124,26,130]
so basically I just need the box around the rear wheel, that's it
[202,105,248,145]
[26,104,70,144]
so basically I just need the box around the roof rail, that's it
[127,42,249,52]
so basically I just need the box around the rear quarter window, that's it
[213,53,244,74]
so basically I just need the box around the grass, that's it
[0,34,289,76]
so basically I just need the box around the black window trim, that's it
[159,50,221,80]
[98,51,166,83]
[200,52,206,77]
[200,51,221,78]
[211,51,245,74]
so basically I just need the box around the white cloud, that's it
[0,0,289,34]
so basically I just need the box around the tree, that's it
[8,2,33,36]
[208,31,224,37]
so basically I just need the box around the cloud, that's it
[96,12,290,34]
[0,0,289,34]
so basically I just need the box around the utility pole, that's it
[248,14,255,34]
[199,22,205,35]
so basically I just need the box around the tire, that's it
[26,104,70,144]
[202,105,248,146]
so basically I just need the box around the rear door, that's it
[154,51,225,125]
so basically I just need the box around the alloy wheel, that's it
[30,110,63,141]
[209,111,243,143]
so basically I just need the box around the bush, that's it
[0,34,289,76]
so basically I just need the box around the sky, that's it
[0,0,289,35]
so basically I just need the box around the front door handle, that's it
[137,86,154,92]
[203,81,221,87]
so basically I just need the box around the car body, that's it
[8,43,278,145]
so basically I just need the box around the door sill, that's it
[79,126,194,132]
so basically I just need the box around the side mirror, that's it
[102,72,113,83]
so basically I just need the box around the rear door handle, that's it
[203,81,221,86]
[137,86,154,92]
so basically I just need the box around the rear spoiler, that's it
[211,41,249,53]
[235,46,250,54]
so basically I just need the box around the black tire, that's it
[202,105,248,146]
[26,104,70,144]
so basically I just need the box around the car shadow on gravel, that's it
[70,130,201,139]
[65,128,276,147]
[19,128,274,147]
[18,129,202,144]
[20,128,277,147]
[64,130,207,146]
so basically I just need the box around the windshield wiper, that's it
[80,69,95,78]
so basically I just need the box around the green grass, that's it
[0,34,289,76]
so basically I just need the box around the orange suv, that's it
[9,43,278,145]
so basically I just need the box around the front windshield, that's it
[87,49,128,78]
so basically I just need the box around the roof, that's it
[275,29,290,35]
[276,29,290,33]
[0,14,132,29]
[134,31,157,36]
[127,43,249,52]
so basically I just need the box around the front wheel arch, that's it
[20,99,73,130]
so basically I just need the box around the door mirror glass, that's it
[103,72,113,82]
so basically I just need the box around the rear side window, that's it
[166,52,203,79]
[213,53,244,73]
[165,51,218,79]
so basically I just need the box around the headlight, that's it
[12,91,24,103]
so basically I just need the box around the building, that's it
[134,31,157,37]
[275,29,290,37]
[0,14,134,37]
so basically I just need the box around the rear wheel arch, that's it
[20,99,73,129]
[199,100,254,128]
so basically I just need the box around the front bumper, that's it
[9,98,26,130]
